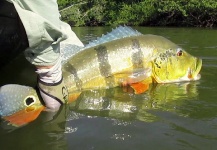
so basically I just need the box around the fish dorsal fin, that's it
[84,25,142,48]
[61,43,83,64]
[61,26,142,63]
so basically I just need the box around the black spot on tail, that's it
[25,97,35,106]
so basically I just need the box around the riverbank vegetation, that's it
[58,0,217,27]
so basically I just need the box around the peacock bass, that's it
[0,26,202,126]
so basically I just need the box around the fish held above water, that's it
[0,26,202,125]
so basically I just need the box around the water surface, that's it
[0,26,217,150]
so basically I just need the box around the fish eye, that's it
[177,49,183,56]
[24,96,36,106]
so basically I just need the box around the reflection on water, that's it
[0,81,199,130]
[69,82,199,122]
[0,81,200,149]
[0,106,69,150]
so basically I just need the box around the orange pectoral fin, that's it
[130,82,149,94]
[114,68,152,87]
[3,105,45,127]
[120,75,152,94]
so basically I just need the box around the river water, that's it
[0,26,217,150]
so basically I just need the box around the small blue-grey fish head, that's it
[0,84,42,116]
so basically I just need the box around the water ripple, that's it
[111,133,132,141]
[65,127,78,134]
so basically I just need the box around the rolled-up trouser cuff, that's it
[25,42,61,66]
[12,1,66,66]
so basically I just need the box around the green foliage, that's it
[184,0,217,27]
[58,0,217,27]
[154,0,217,27]
[105,0,157,26]
[60,5,84,26]
[59,0,107,26]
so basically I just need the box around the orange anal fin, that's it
[3,105,45,127]
[130,82,149,94]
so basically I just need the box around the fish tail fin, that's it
[3,105,45,127]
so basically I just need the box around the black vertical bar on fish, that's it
[131,39,144,69]
[95,45,115,87]
[64,63,83,90]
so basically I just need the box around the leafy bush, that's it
[58,0,217,27]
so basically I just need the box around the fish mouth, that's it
[187,68,201,80]
[176,58,202,82]
[187,58,202,81]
